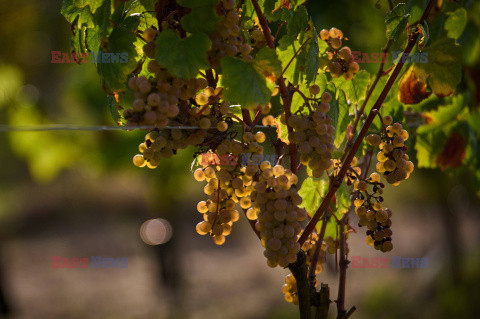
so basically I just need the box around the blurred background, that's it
[0,0,479,318]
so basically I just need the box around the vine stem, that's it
[308,211,329,286]
[299,0,437,246]
[336,212,351,318]
[288,251,312,319]
[251,0,297,174]
[341,38,393,161]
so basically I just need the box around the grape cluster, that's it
[319,27,359,80]
[133,129,207,169]
[132,91,231,169]
[286,91,335,178]
[208,0,253,67]
[250,163,308,268]
[282,274,299,305]
[193,132,266,244]
[124,73,209,127]
[282,274,298,306]
[194,164,242,246]
[367,116,414,185]
[354,172,393,252]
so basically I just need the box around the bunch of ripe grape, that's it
[367,116,414,185]
[132,88,231,169]
[208,0,253,66]
[354,172,393,252]
[319,27,360,80]
[250,162,308,267]
[286,90,336,178]
[193,132,266,245]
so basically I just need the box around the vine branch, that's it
[251,0,298,173]
[299,0,437,245]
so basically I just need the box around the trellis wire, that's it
[0,124,276,132]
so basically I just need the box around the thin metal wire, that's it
[0,124,277,132]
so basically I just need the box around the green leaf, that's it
[332,89,350,148]
[155,29,211,79]
[385,3,410,41]
[220,57,273,108]
[61,0,98,25]
[277,36,307,85]
[333,70,371,105]
[253,47,282,78]
[417,21,429,50]
[318,217,341,241]
[336,183,350,216]
[263,0,281,21]
[417,94,466,134]
[298,176,329,216]
[444,8,467,40]
[305,26,319,83]
[415,130,445,168]
[275,116,290,144]
[107,95,122,124]
[124,0,158,30]
[415,95,467,168]
[413,38,462,97]
[315,73,328,96]
[72,0,104,13]
[288,5,308,37]
[97,27,139,91]
[180,5,221,34]
[350,70,371,104]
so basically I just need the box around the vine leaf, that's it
[415,94,467,168]
[278,36,308,85]
[417,94,466,134]
[417,21,429,50]
[398,66,431,104]
[385,3,410,41]
[298,176,328,216]
[253,47,283,80]
[336,183,350,216]
[107,95,122,125]
[275,116,290,145]
[179,0,221,34]
[121,0,158,30]
[305,24,319,83]
[61,0,97,53]
[444,8,467,40]
[412,38,462,97]
[333,70,371,105]
[298,176,343,240]
[287,5,308,37]
[97,27,139,91]
[220,56,274,108]
[155,29,211,79]
[328,87,350,148]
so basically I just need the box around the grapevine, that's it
[57,0,476,317]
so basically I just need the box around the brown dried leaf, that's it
[398,66,431,104]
